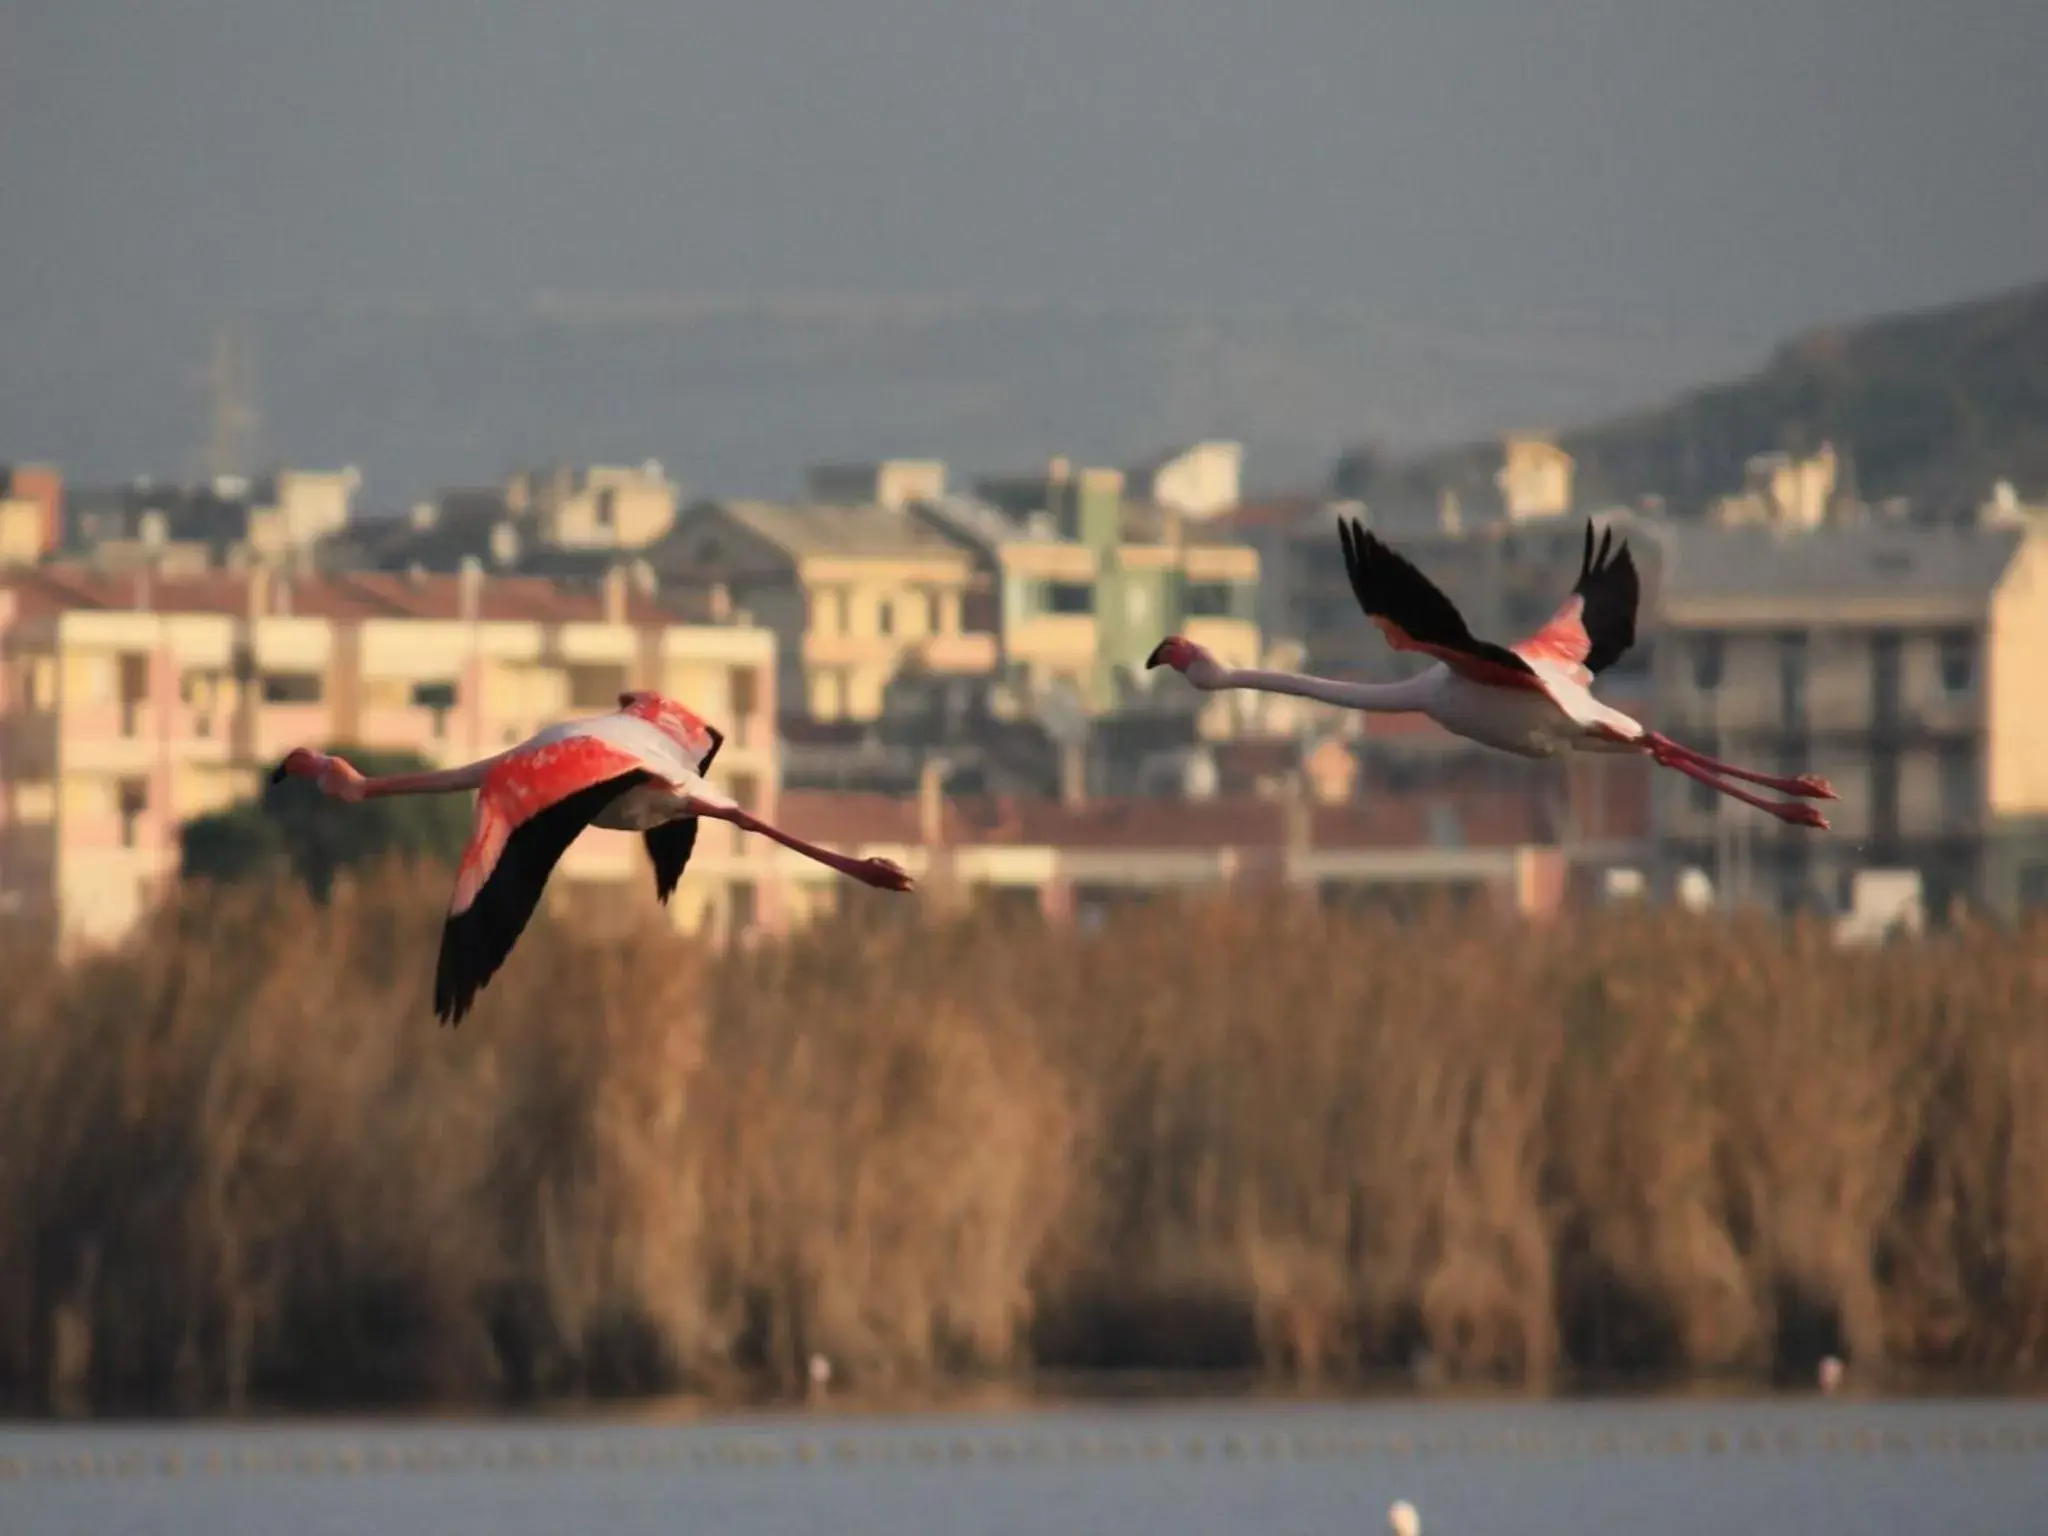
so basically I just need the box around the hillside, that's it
[1353,278,2048,518]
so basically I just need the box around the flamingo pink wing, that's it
[435,732,660,1026]
[1510,597,1596,685]
[449,734,650,916]
[1372,618,1554,692]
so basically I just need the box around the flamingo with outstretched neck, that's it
[1148,518,1835,828]
[272,690,913,1025]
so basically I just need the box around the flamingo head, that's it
[1146,636,1199,672]
[269,748,365,801]
[1145,635,1227,690]
[853,856,915,893]
[271,747,329,785]
[617,690,721,768]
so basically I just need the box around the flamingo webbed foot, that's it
[854,856,915,892]
[1792,773,1839,801]
[1779,802,1831,831]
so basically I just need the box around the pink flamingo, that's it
[273,690,913,1025]
[1148,519,1835,829]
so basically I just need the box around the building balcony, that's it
[1006,615,1098,666]
[911,631,1002,674]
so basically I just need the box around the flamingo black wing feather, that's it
[434,769,654,1026]
[644,818,700,905]
[1568,521,1642,676]
[1337,518,1537,679]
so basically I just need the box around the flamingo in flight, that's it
[272,691,914,1025]
[1147,518,1836,829]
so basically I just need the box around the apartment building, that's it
[1650,520,2048,918]
[64,468,360,567]
[955,458,1263,712]
[0,463,64,567]
[0,564,780,952]
[655,498,998,723]
[503,461,680,549]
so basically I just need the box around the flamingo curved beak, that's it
[1146,636,1194,671]
[270,747,327,785]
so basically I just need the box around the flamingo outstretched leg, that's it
[1650,747,1830,830]
[693,803,915,891]
[1586,725,1830,829]
[1641,732,1836,801]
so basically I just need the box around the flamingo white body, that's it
[1149,518,1837,828]
[272,689,913,1026]
[1404,662,1642,758]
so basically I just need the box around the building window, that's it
[1045,582,1092,615]
[412,680,458,738]
[1870,753,1900,843]
[117,778,149,849]
[1870,632,1901,729]
[1688,775,1720,816]
[924,590,943,634]
[814,668,858,720]
[1691,634,1723,691]
[1938,745,1977,830]
[1936,630,1976,697]
[729,666,759,743]
[1777,632,1808,731]
[810,587,845,634]
[118,653,151,737]
[261,672,323,705]
[1184,581,1237,618]
[16,655,55,711]
[877,598,895,637]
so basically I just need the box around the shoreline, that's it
[11,1370,2048,1430]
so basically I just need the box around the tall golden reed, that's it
[1,863,2043,1414]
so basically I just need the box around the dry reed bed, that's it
[1,865,2044,1415]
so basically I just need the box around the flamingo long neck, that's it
[1210,665,1439,713]
[352,761,496,798]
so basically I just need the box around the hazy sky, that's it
[4,0,2046,489]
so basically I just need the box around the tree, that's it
[180,746,475,898]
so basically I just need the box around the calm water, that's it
[4,1397,2044,1536]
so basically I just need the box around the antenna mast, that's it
[199,324,260,484]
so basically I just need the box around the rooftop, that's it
[0,564,719,628]
[700,499,970,560]
[1654,519,2028,607]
